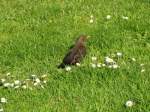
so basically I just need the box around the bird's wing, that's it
[62,49,74,64]
[71,47,86,64]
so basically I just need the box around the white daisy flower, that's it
[140,64,144,67]
[102,64,106,67]
[116,52,122,57]
[65,66,71,71]
[76,63,81,66]
[108,65,113,68]
[35,78,40,83]
[14,80,21,85]
[131,58,136,62]
[141,69,145,73]
[122,16,128,20]
[33,82,38,86]
[43,81,47,84]
[89,19,94,23]
[22,85,27,89]
[1,98,7,103]
[125,100,134,107]
[6,72,10,76]
[97,63,102,68]
[3,83,11,88]
[26,78,31,81]
[14,86,20,89]
[91,63,96,68]
[106,15,111,19]
[90,15,94,18]
[31,74,37,79]
[91,56,97,61]
[41,74,47,78]
[0,108,4,112]
[112,64,119,69]
[105,57,115,64]
[1,79,6,83]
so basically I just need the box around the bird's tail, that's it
[57,63,65,69]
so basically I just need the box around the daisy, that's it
[90,15,94,18]
[91,56,97,61]
[141,69,145,73]
[22,85,27,89]
[3,83,11,88]
[112,64,119,69]
[41,74,47,78]
[91,63,96,68]
[105,57,115,64]
[125,100,134,107]
[1,98,7,103]
[97,63,102,68]
[14,86,20,89]
[26,79,31,81]
[76,63,81,66]
[102,64,106,67]
[33,82,38,86]
[35,78,40,83]
[108,65,112,68]
[14,80,21,85]
[131,58,136,62]
[0,108,4,112]
[106,15,111,19]
[140,64,144,66]
[116,52,122,57]
[1,79,6,83]
[6,73,11,76]
[65,66,71,71]
[122,16,128,20]
[89,19,94,23]
[43,81,47,84]
[31,74,37,79]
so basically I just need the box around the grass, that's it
[0,0,150,111]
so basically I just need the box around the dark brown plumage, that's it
[58,35,87,68]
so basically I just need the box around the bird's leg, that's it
[78,50,84,59]
[71,55,79,65]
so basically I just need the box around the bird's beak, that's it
[87,35,91,39]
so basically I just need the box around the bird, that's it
[58,35,88,68]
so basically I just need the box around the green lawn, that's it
[0,0,150,111]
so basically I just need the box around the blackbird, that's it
[58,35,87,68]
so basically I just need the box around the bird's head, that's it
[77,35,90,43]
